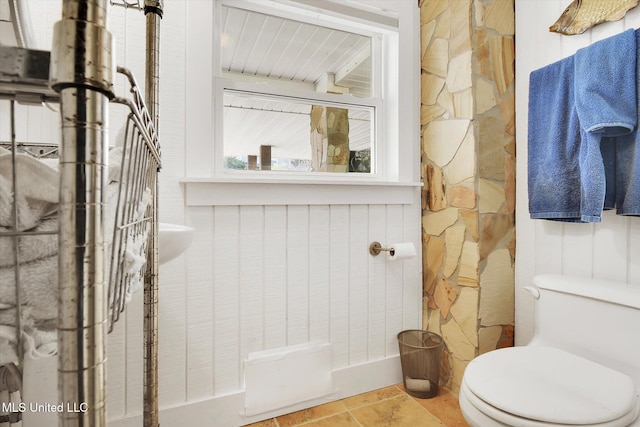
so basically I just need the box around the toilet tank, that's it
[528,274,640,385]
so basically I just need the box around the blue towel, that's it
[528,29,637,222]
[528,55,583,221]
[615,29,640,216]
[574,28,637,222]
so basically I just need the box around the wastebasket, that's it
[397,330,444,399]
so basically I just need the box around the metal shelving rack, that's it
[0,0,163,425]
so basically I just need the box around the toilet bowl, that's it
[460,346,640,427]
[460,275,640,427]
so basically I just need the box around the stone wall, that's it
[419,0,515,393]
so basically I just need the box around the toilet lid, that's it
[464,346,637,425]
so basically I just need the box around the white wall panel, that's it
[329,205,351,367]
[515,0,640,344]
[593,215,630,282]
[287,206,311,345]
[348,204,370,365]
[183,201,422,401]
[186,207,215,400]
[367,204,387,360]
[384,204,404,356]
[264,206,288,349]
[240,205,266,366]
[562,223,594,277]
[178,201,421,404]
[213,206,242,393]
[402,200,421,329]
[309,205,331,343]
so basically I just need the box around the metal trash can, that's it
[397,330,444,399]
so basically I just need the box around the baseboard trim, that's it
[108,355,402,427]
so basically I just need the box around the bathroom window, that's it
[213,0,397,178]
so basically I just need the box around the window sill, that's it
[180,177,423,206]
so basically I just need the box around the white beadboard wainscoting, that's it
[515,1,640,345]
[183,194,422,424]
[184,198,422,380]
[108,194,423,427]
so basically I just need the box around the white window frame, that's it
[182,0,420,205]
[211,0,401,183]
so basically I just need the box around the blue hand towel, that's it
[574,28,637,222]
[528,55,584,222]
[615,29,640,216]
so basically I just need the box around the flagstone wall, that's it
[419,0,515,392]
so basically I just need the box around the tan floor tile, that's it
[276,401,348,427]
[350,394,443,427]
[342,385,404,410]
[400,385,470,427]
[303,412,361,427]
[243,419,278,427]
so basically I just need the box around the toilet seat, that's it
[460,381,640,427]
[462,346,640,426]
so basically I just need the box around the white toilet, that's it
[460,274,640,427]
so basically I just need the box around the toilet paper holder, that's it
[369,241,394,256]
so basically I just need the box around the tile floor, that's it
[244,384,470,427]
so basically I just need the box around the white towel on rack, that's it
[0,255,59,323]
[0,175,42,231]
[0,149,59,230]
[106,186,151,304]
[0,305,57,364]
[0,142,151,362]
[0,217,58,268]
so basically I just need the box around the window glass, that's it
[220,5,372,97]
[223,90,373,173]
[218,3,378,175]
